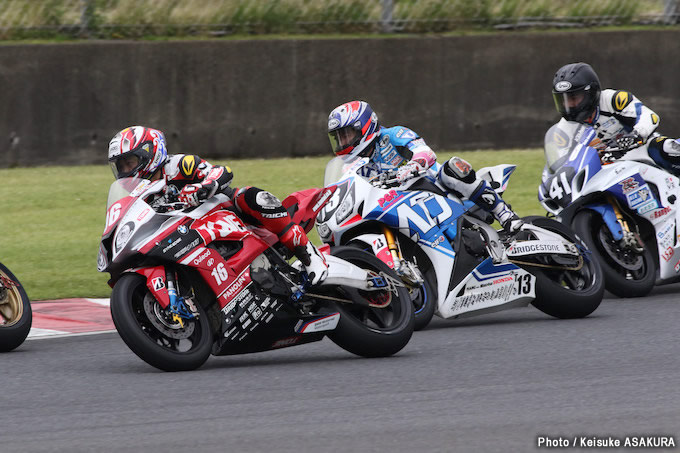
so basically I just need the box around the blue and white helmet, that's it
[327,101,380,161]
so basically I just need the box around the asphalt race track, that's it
[2,287,679,453]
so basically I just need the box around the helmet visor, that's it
[329,126,361,155]
[110,152,145,179]
[553,89,596,122]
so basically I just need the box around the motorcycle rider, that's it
[327,100,522,232]
[552,62,680,173]
[107,126,328,285]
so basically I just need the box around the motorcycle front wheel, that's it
[325,246,415,357]
[520,217,604,319]
[0,262,32,352]
[572,210,656,298]
[110,273,213,371]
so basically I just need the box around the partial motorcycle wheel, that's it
[348,235,436,331]
[520,217,604,319]
[572,210,655,298]
[110,273,213,371]
[326,246,414,357]
[0,262,32,352]
[397,234,437,331]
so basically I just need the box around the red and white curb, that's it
[28,298,115,340]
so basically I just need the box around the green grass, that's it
[0,0,667,40]
[0,149,546,300]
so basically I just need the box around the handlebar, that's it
[368,168,427,189]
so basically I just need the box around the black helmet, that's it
[552,63,601,123]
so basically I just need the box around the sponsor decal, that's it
[431,235,446,248]
[620,177,640,194]
[380,135,390,147]
[152,277,165,291]
[637,200,658,215]
[261,211,288,219]
[206,167,224,181]
[173,238,200,258]
[177,224,188,235]
[137,208,151,223]
[650,206,672,219]
[508,242,561,255]
[328,118,340,129]
[207,258,214,266]
[163,237,182,253]
[221,268,252,303]
[193,249,211,265]
[662,247,674,262]
[378,189,403,209]
[652,113,660,125]
[614,91,631,111]
[221,299,237,315]
[554,81,572,91]
[272,337,301,348]
[396,128,405,138]
[627,187,651,208]
[181,155,197,177]
[674,258,680,273]
[666,177,676,190]
[313,189,333,212]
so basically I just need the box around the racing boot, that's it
[280,224,328,286]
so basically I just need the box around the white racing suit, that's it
[564,88,680,173]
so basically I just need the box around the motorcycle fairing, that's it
[439,257,535,318]
[364,190,466,259]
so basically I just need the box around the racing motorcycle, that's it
[539,122,677,297]
[98,177,414,372]
[0,262,32,352]
[316,157,603,330]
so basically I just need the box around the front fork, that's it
[382,226,424,287]
[165,268,199,326]
[607,195,644,252]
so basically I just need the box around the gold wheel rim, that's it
[0,270,24,327]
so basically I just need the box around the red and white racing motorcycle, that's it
[98,178,414,371]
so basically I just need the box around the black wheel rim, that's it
[128,282,207,354]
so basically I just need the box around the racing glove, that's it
[177,181,218,207]
[615,131,644,151]
[396,161,425,184]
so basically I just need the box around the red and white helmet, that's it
[108,126,168,179]
[327,101,379,161]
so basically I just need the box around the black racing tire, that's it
[396,234,437,331]
[110,273,213,371]
[572,210,656,298]
[326,246,414,357]
[347,236,436,331]
[520,216,604,319]
[0,263,32,352]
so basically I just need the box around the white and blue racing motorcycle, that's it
[539,122,680,297]
[317,157,603,329]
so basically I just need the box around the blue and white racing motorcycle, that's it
[539,122,680,297]
[317,157,603,329]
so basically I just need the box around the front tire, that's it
[110,273,213,371]
[326,246,414,357]
[572,210,656,298]
[0,263,32,352]
[520,217,604,319]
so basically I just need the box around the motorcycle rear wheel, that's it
[572,210,656,298]
[0,262,32,352]
[326,247,415,357]
[520,217,604,319]
[110,273,213,371]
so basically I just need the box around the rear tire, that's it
[0,263,32,352]
[326,246,414,357]
[520,217,604,319]
[111,273,213,371]
[572,210,655,298]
